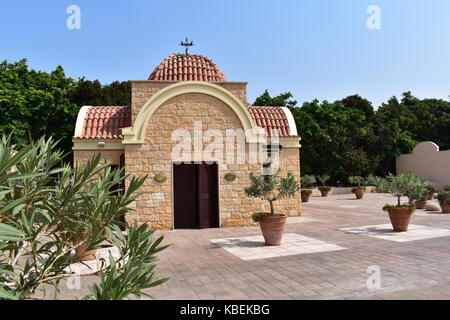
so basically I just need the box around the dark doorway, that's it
[173,163,219,229]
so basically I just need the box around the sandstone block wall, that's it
[131,81,248,123]
[124,92,301,230]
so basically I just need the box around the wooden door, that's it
[173,164,198,229]
[173,163,219,229]
[198,163,219,229]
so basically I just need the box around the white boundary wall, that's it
[396,141,450,191]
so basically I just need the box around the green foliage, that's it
[301,175,316,189]
[351,186,366,193]
[0,60,131,161]
[425,184,436,194]
[301,189,313,195]
[82,224,169,300]
[437,192,450,205]
[372,172,427,207]
[317,175,330,186]
[348,176,366,187]
[251,212,284,222]
[252,90,297,109]
[0,59,79,158]
[0,136,167,300]
[382,204,416,212]
[318,186,331,191]
[69,79,131,109]
[280,90,450,182]
[291,96,378,181]
[406,184,428,201]
[245,171,299,216]
[375,92,450,174]
[444,185,450,192]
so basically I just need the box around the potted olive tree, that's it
[437,191,450,213]
[348,176,366,199]
[425,185,436,200]
[403,174,427,209]
[245,171,299,246]
[301,175,315,202]
[407,185,429,209]
[317,175,331,197]
[372,173,417,232]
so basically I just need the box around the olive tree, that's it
[245,171,299,218]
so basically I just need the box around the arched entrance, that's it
[173,162,219,229]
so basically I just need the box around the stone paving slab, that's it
[210,233,346,260]
[285,216,317,224]
[54,193,450,300]
[339,224,450,242]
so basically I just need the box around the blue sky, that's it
[1,0,449,108]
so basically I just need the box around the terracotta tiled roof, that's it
[74,106,131,140]
[149,53,226,82]
[74,105,296,140]
[246,106,295,137]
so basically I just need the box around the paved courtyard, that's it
[59,193,450,300]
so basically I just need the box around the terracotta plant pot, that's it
[319,189,330,197]
[415,200,427,209]
[259,215,286,246]
[440,204,450,214]
[354,188,365,199]
[301,191,311,203]
[387,207,413,232]
[74,232,97,261]
[427,193,434,201]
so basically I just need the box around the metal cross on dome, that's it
[179,37,194,54]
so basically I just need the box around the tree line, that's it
[1,59,449,183]
[256,90,450,185]
[0,59,130,158]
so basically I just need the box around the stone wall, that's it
[131,81,248,123]
[73,149,124,166]
[124,92,301,229]
[397,141,450,191]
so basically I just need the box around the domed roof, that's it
[149,53,226,82]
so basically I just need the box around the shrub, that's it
[245,171,299,216]
[0,135,169,300]
[371,172,426,207]
[348,176,366,187]
[425,184,435,194]
[318,186,331,191]
[437,192,450,205]
[317,175,330,186]
[382,204,416,211]
[351,186,366,193]
[406,184,428,201]
[301,189,313,195]
[301,175,316,189]
[251,212,284,222]
[444,185,450,192]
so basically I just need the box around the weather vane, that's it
[179,37,194,54]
